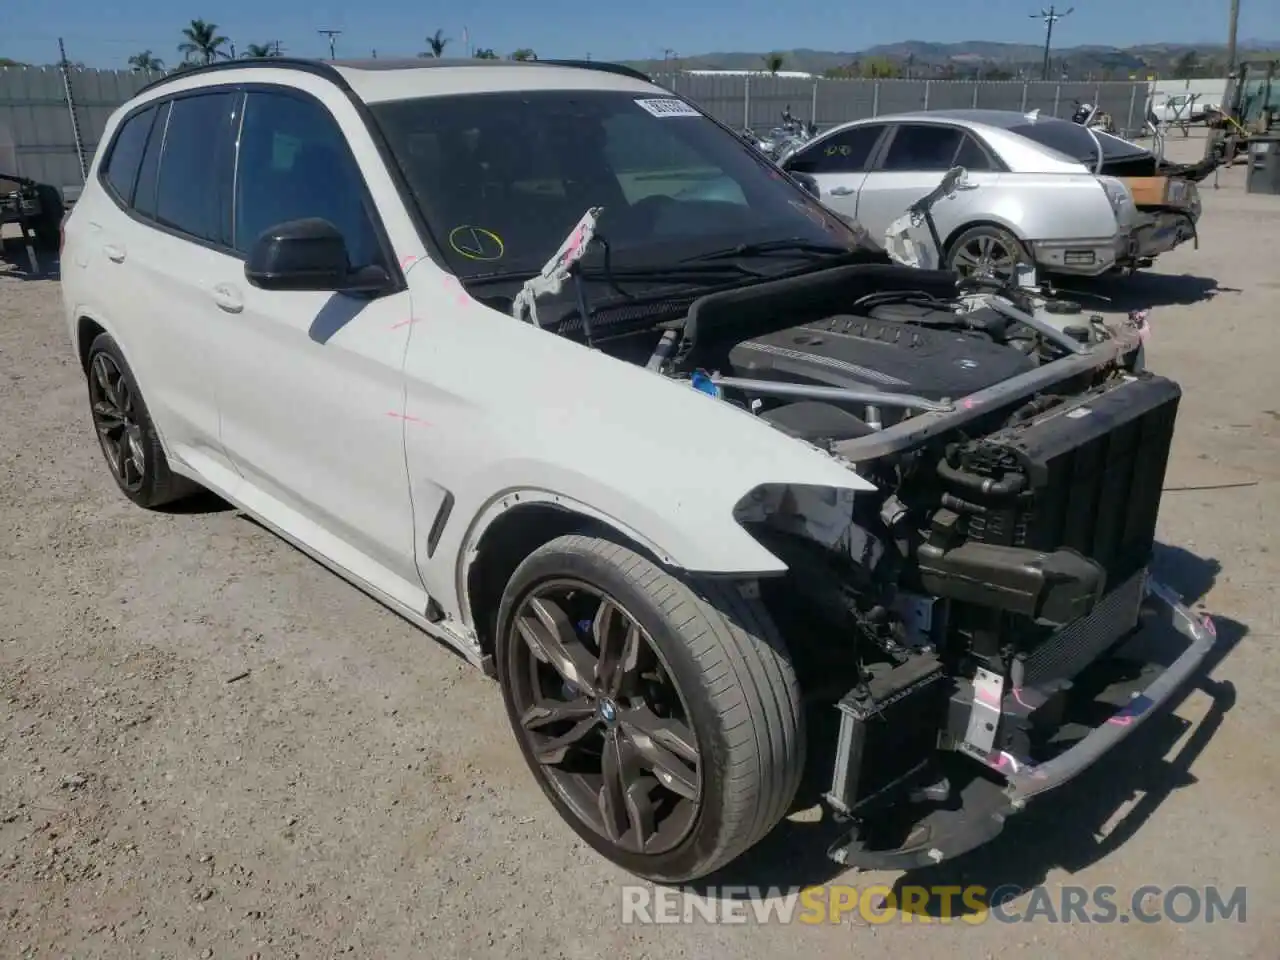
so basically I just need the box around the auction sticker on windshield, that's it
[635,98,701,118]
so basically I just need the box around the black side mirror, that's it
[790,171,822,199]
[244,218,390,294]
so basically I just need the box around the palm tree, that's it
[473,47,498,59]
[420,29,450,58]
[242,43,279,59]
[509,48,537,61]
[763,52,785,75]
[178,19,231,65]
[128,50,165,72]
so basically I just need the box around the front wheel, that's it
[946,224,1032,283]
[495,534,804,882]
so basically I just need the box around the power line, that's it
[1030,5,1074,81]
[317,28,342,61]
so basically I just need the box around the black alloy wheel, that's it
[89,350,147,495]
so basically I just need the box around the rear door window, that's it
[101,106,156,204]
[153,91,235,245]
[132,101,170,219]
[879,124,966,171]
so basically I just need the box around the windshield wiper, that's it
[680,237,855,263]
[466,261,765,286]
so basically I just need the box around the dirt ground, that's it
[2,133,1278,959]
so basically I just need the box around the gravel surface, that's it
[2,138,1277,958]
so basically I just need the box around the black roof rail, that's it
[134,57,344,97]
[131,55,656,102]
[536,59,654,83]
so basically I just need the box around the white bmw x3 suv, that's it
[61,57,1215,883]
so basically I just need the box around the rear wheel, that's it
[85,332,198,508]
[495,534,804,882]
[946,224,1031,283]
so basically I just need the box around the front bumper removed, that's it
[825,575,1218,871]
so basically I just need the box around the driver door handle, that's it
[829,186,855,197]
[211,283,244,314]
[102,243,126,263]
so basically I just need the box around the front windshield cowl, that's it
[369,87,863,283]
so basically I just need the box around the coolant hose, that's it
[937,459,1026,497]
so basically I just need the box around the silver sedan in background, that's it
[779,109,1155,280]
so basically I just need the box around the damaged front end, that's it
[668,262,1214,872]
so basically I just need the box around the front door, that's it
[783,123,888,225]
[211,87,426,611]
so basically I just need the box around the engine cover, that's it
[728,313,1036,401]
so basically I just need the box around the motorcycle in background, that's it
[742,106,817,161]
[1070,99,1116,134]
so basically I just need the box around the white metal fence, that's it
[2,65,1158,193]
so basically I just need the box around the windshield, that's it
[369,89,867,280]
[1006,119,1148,166]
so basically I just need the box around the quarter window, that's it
[233,91,382,269]
[154,92,235,243]
[101,106,156,204]
[787,125,885,175]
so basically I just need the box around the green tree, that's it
[860,56,898,79]
[241,43,279,59]
[421,29,450,58]
[763,52,784,75]
[178,19,231,65]
[473,48,499,59]
[128,50,165,72]
[1173,50,1199,79]
[509,48,537,61]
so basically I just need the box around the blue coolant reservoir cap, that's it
[690,370,722,398]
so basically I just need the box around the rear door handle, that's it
[102,243,126,263]
[829,186,855,197]
[211,283,244,314]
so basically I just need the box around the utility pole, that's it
[272,40,283,56]
[1225,0,1241,77]
[317,29,342,61]
[1030,6,1074,81]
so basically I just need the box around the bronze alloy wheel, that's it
[505,578,702,855]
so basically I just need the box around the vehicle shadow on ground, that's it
[1058,271,1241,311]
[688,544,1245,903]
[158,490,235,514]
[0,240,60,281]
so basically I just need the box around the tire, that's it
[85,332,198,508]
[946,223,1032,283]
[495,534,804,882]
[32,184,64,251]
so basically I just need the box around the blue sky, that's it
[3,0,1276,69]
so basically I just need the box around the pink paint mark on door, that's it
[386,411,431,426]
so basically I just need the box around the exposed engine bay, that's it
[494,209,1205,871]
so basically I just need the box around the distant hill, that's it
[627,40,1280,80]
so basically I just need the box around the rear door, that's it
[852,122,999,246]
[88,91,243,488]
[782,123,887,220]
